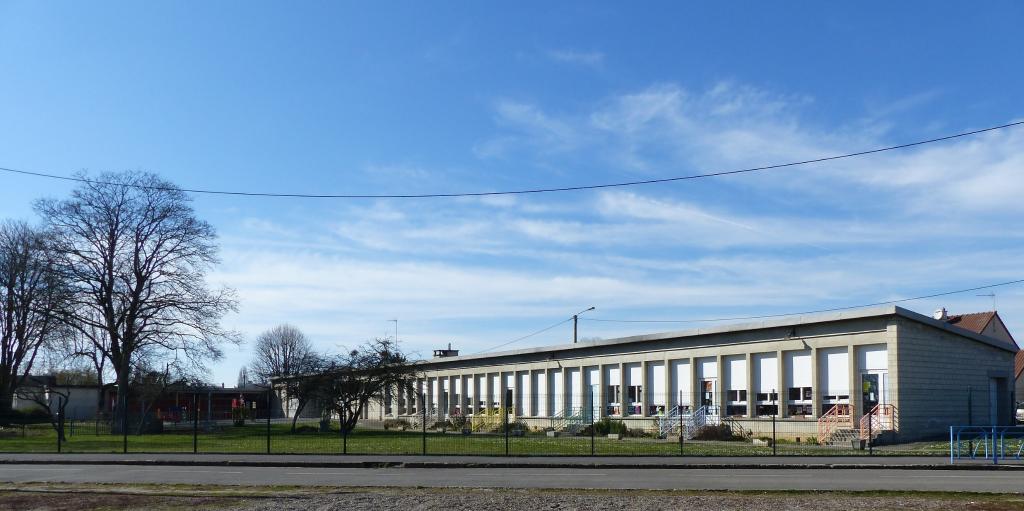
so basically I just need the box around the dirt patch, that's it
[238,488,1024,511]
[4,487,1024,511]
[0,490,242,511]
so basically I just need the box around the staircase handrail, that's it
[859,404,898,440]
[817,403,854,444]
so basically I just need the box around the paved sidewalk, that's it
[0,453,1018,469]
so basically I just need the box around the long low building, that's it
[373,305,1017,443]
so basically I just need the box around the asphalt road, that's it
[0,464,1023,492]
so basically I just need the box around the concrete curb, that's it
[0,458,1019,470]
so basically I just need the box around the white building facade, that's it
[374,306,1017,442]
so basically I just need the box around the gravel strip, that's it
[237,488,1024,511]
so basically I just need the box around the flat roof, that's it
[419,305,1017,367]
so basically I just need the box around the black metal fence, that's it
[0,388,1001,457]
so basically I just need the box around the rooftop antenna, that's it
[388,319,399,345]
[977,293,996,310]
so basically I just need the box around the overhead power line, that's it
[472,317,573,355]
[1,121,1021,199]
[582,278,1024,325]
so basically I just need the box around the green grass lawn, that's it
[0,422,950,456]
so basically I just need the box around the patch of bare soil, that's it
[4,487,1024,511]
[241,488,1024,511]
[0,491,241,511]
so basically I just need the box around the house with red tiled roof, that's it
[942,310,1017,349]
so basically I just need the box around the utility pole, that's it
[573,306,596,343]
[389,319,399,344]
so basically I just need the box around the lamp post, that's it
[573,307,596,344]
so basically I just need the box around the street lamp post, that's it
[573,306,596,344]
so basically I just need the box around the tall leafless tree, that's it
[248,324,319,430]
[249,324,314,384]
[0,221,66,420]
[35,171,240,425]
[53,312,114,416]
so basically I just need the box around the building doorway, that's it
[861,371,890,429]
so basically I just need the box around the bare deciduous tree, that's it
[314,337,417,434]
[35,171,240,425]
[53,313,115,417]
[249,324,314,384]
[0,221,66,420]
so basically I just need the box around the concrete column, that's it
[597,366,606,418]
[539,368,547,417]
[811,347,821,418]
[513,370,521,417]
[849,345,859,418]
[619,362,627,416]
[691,358,700,412]
[663,358,672,410]
[481,372,489,411]
[565,366,573,413]
[499,371,508,414]
[716,354,725,415]
[777,350,787,418]
[746,352,755,417]
[641,361,650,416]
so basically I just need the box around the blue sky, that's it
[1,2,1023,386]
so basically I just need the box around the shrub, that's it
[382,419,411,431]
[448,415,468,430]
[691,424,741,441]
[580,418,632,437]
[0,408,49,426]
[492,420,527,434]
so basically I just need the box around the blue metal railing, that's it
[949,425,1024,464]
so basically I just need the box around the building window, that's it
[787,386,813,417]
[726,390,748,417]
[627,385,642,415]
[754,391,778,417]
[607,384,621,415]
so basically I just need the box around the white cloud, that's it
[210,81,1024,384]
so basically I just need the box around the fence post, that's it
[421,392,426,456]
[992,426,998,465]
[772,412,777,456]
[192,391,198,454]
[504,393,509,457]
[266,389,271,454]
[589,393,595,457]
[121,392,128,454]
[342,407,348,455]
[949,426,954,465]
[678,404,684,456]
[56,396,63,453]
[868,410,873,456]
